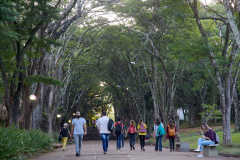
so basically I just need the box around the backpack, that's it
[214,131,220,144]
[157,123,165,136]
[129,125,135,134]
[168,125,175,136]
[108,118,114,131]
[139,124,146,133]
[115,122,122,135]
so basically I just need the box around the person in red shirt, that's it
[113,117,123,150]
[166,120,179,152]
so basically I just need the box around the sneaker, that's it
[133,146,135,150]
[194,149,201,152]
[104,152,106,154]
[130,148,132,150]
[142,148,145,151]
[197,154,203,158]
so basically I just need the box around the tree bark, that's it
[189,0,233,144]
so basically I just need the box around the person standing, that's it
[153,118,164,152]
[113,118,123,150]
[166,119,179,152]
[97,111,111,154]
[127,120,137,150]
[59,123,71,151]
[137,118,147,151]
[71,111,87,157]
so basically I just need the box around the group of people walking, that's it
[58,111,217,158]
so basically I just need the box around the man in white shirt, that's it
[71,111,87,157]
[96,111,110,154]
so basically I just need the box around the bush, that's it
[0,126,54,160]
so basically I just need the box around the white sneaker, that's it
[197,154,203,158]
[194,149,201,152]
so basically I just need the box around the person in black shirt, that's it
[59,123,71,151]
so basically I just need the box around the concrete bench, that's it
[202,144,219,157]
[175,142,190,152]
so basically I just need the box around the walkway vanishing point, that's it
[32,140,239,160]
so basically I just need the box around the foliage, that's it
[199,104,222,122]
[0,126,54,160]
[24,75,63,86]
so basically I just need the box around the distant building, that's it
[177,108,184,120]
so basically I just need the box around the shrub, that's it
[0,126,54,160]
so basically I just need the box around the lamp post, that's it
[30,94,37,128]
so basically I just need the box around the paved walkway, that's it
[32,140,238,160]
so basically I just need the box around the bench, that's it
[175,142,190,152]
[202,144,219,157]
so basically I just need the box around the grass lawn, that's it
[150,126,240,156]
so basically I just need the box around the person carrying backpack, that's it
[154,118,165,152]
[113,117,123,150]
[59,123,71,151]
[127,120,137,150]
[137,118,147,151]
[194,122,217,158]
[166,120,179,152]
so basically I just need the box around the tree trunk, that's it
[23,85,31,130]
[233,88,240,131]
[8,104,21,127]
[235,103,240,131]
[48,113,53,134]
[174,114,180,142]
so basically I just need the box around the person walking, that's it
[92,119,96,128]
[121,120,126,148]
[166,119,179,152]
[127,120,137,150]
[71,111,87,157]
[153,118,165,152]
[97,111,111,154]
[113,117,123,150]
[137,118,147,151]
[59,123,71,151]
[86,119,90,127]
[194,122,216,158]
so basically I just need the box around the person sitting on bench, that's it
[194,122,216,158]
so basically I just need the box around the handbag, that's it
[158,123,165,136]
[58,134,62,142]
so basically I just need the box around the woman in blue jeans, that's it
[194,122,216,158]
[154,118,164,151]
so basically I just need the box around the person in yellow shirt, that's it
[137,118,147,151]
